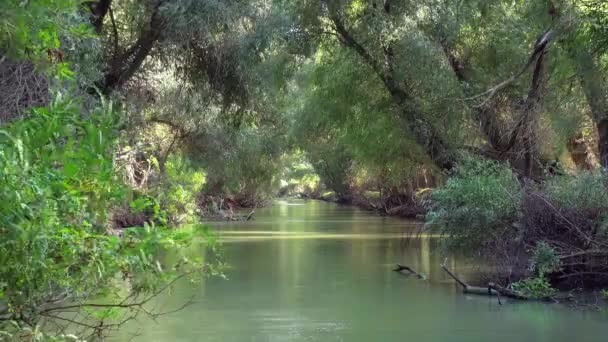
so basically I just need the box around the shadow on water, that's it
[114,199,608,342]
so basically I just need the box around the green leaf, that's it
[64,161,78,178]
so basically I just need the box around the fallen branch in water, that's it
[440,263,576,303]
[440,263,500,297]
[393,264,425,279]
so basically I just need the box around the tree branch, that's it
[109,6,119,57]
[467,30,554,108]
[86,0,113,33]
[98,0,165,94]
[501,40,548,156]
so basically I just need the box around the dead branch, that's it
[0,56,49,123]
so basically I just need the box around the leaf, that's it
[56,63,75,80]
[64,161,78,178]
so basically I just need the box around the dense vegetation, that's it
[2,0,608,338]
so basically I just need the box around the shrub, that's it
[510,242,559,299]
[543,171,608,211]
[529,241,561,276]
[157,156,205,225]
[426,155,523,254]
[0,96,213,338]
[511,275,556,299]
[307,143,353,202]
[190,127,284,207]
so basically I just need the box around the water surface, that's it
[118,200,608,341]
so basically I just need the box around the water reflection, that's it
[115,200,608,342]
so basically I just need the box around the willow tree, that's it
[83,0,258,98]
[275,0,608,174]
[286,41,442,198]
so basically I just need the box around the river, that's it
[116,199,608,341]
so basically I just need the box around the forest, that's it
[2,0,608,340]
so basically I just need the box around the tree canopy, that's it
[3,0,608,338]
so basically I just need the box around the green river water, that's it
[117,199,608,341]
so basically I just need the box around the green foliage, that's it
[426,155,523,254]
[511,275,556,299]
[279,151,321,196]
[530,241,561,276]
[191,126,285,205]
[543,171,608,210]
[508,241,559,298]
[287,46,434,197]
[307,143,353,200]
[0,94,214,337]
[1,0,75,56]
[0,0,96,74]
[0,94,120,234]
[156,156,206,225]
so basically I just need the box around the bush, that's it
[0,96,213,338]
[156,156,205,225]
[429,159,608,288]
[544,171,608,211]
[511,276,556,299]
[529,241,561,276]
[426,156,523,254]
[510,242,558,299]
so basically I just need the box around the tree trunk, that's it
[567,132,598,170]
[328,11,454,170]
[87,0,164,95]
[598,119,608,169]
[86,0,113,33]
[570,48,608,169]
[438,38,509,153]
[438,29,550,178]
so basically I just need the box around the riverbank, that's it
[297,190,428,219]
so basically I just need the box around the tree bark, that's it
[599,119,608,168]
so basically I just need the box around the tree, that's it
[564,1,608,168]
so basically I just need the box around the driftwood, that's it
[441,264,577,304]
[488,282,528,300]
[393,264,425,279]
[440,264,500,297]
